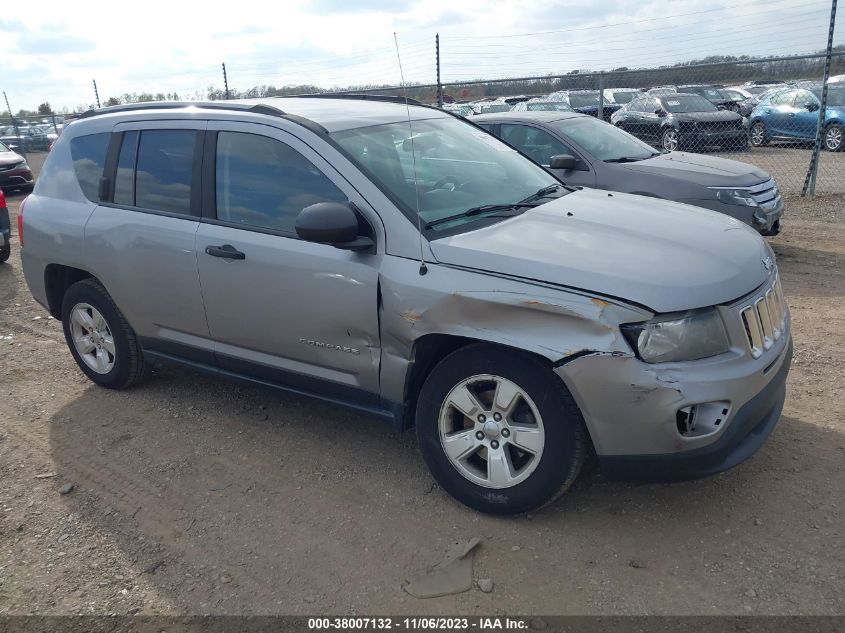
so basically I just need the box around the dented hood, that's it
[429,188,771,313]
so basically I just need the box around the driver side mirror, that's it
[549,154,577,170]
[806,102,820,112]
[654,108,666,117]
[295,202,375,252]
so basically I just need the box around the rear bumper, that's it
[598,337,791,482]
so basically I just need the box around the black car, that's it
[611,93,748,152]
[474,111,782,235]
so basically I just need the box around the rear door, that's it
[764,90,798,137]
[195,121,383,404]
[789,89,821,140]
[84,121,212,360]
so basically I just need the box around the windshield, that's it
[477,104,512,113]
[611,91,639,104]
[553,116,657,161]
[811,86,845,106]
[527,102,573,112]
[660,95,719,113]
[331,117,559,233]
[0,141,9,152]
[568,93,600,108]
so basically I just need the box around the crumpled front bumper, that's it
[555,318,792,482]
[682,195,784,236]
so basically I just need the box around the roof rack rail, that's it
[292,93,424,106]
[77,101,285,120]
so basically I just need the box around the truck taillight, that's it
[17,196,25,248]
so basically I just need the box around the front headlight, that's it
[621,308,730,363]
[711,188,758,207]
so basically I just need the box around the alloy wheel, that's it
[750,123,767,146]
[438,374,545,489]
[662,129,679,151]
[824,125,843,151]
[69,303,116,374]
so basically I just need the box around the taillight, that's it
[17,196,26,248]
[0,189,5,208]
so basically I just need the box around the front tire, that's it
[661,128,679,152]
[0,244,9,263]
[416,344,586,515]
[823,123,844,152]
[61,278,147,389]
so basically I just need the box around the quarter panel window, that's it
[69,133,109,202]
[135,130,196,214]
[215,131,345,233]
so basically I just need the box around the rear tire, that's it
[0,245,9,263]
[61,278,147,389]
[823,123,844,152]
[750,121,768,147]
[416,344,586,515]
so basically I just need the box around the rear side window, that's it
[69,133,109,202]
[215,131,345,234]
[135,130,196,214]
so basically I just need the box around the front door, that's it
[195,122,383,405]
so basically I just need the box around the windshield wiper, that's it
[425,202,536,229]
[518,183,572,203]
[603,154,657,163]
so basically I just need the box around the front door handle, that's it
[205,244,245,260]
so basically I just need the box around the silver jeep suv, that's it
[20,96,792,514]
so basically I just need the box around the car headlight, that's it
[711,188,758,207]
[621,308,730,363]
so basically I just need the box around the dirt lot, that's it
[1,153,844,616]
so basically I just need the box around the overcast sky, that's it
[2,0,841,112]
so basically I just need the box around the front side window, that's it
[501,124,571,166]
[135,130,196,214]
[69,132,109,202]
[794,90,819,109]
[215,131,345,233]
[331,117,558,233]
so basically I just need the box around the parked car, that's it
[0,125,50,152]
[648,85,737,111]
[612,93,747,152]
[749,84,845,151]
[544,90,621,118]
[735,86,783,118]
[469,98,512,114]
[0,141,35,193]
[475,111,782,235]
[441,103,475,118]
[509,98,573,113]
[0,189,10,263]
[19,96,791,514]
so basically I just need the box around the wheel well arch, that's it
[44,264,95,319]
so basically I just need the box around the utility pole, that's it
[3,91,25,159]
[436,33,443,107]
[222,63,230,100]
[802,0,837,196]
[92,79,101,108]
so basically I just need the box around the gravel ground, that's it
[1,154,844,616]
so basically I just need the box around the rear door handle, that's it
[205,244,245,260]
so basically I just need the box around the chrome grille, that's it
[740,274,788,359]
[748,178,780,210]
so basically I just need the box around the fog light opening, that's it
[677,406,697,436]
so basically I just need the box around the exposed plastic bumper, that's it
[598,337,791,482]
